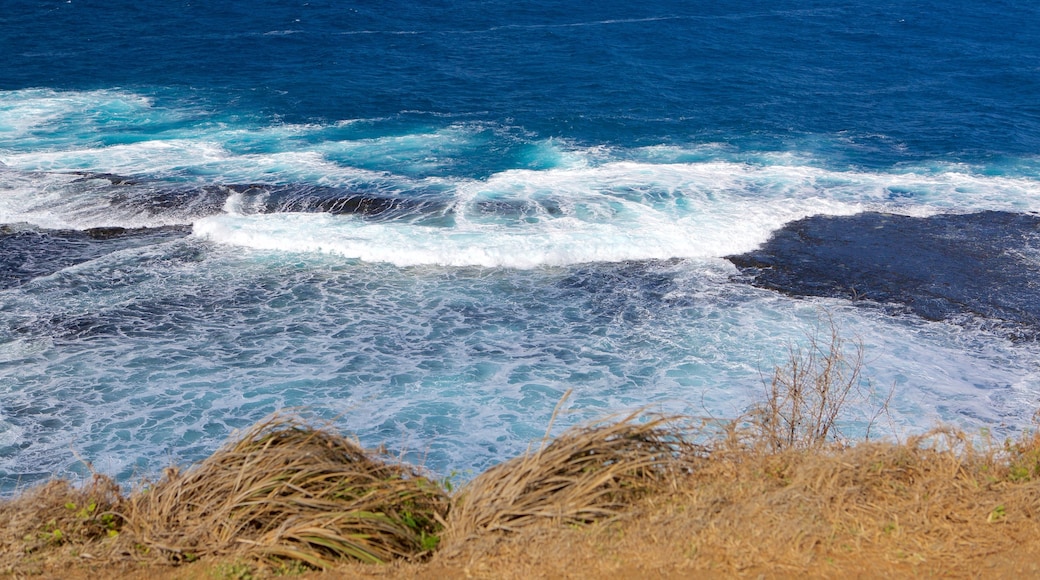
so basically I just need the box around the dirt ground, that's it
[17,496,1040,580]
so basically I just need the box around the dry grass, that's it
[0,473,123,567]
[448,435,1040,579]
[747,312,890,452]
[444,412,697,548]
[118,415,449,569]
[3,414,1040,578]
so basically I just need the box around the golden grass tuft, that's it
[444,412,697,548]
[120,415,449,569]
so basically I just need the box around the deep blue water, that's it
[0,0,1039,491]
[6,0,1039,164]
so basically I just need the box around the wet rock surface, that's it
[0,224,190,290]
[727,211,1040,340]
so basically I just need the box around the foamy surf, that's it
[194,194,862,268]
[1,71,1039,494]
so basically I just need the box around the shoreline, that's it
[4,410,1038,579]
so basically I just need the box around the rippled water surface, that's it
[1,0,1038,491]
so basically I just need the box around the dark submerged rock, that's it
[726,211,1040,340]
[113,182,450,220]
[69,171,139,186]
[0,224,190,290]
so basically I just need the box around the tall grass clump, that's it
[445,412,696,547]
[121,415,449,569]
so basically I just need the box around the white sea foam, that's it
[194,158,1040,267]
[195,197,859,268]
[3,130,1038,239]
[3,88,1038,239]
[0,88,154,142]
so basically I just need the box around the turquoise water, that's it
[0,0,1038,490]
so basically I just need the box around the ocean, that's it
[1,0,1038,491]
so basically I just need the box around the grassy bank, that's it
[3,326,1040,578]
[3,413,1040,578]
